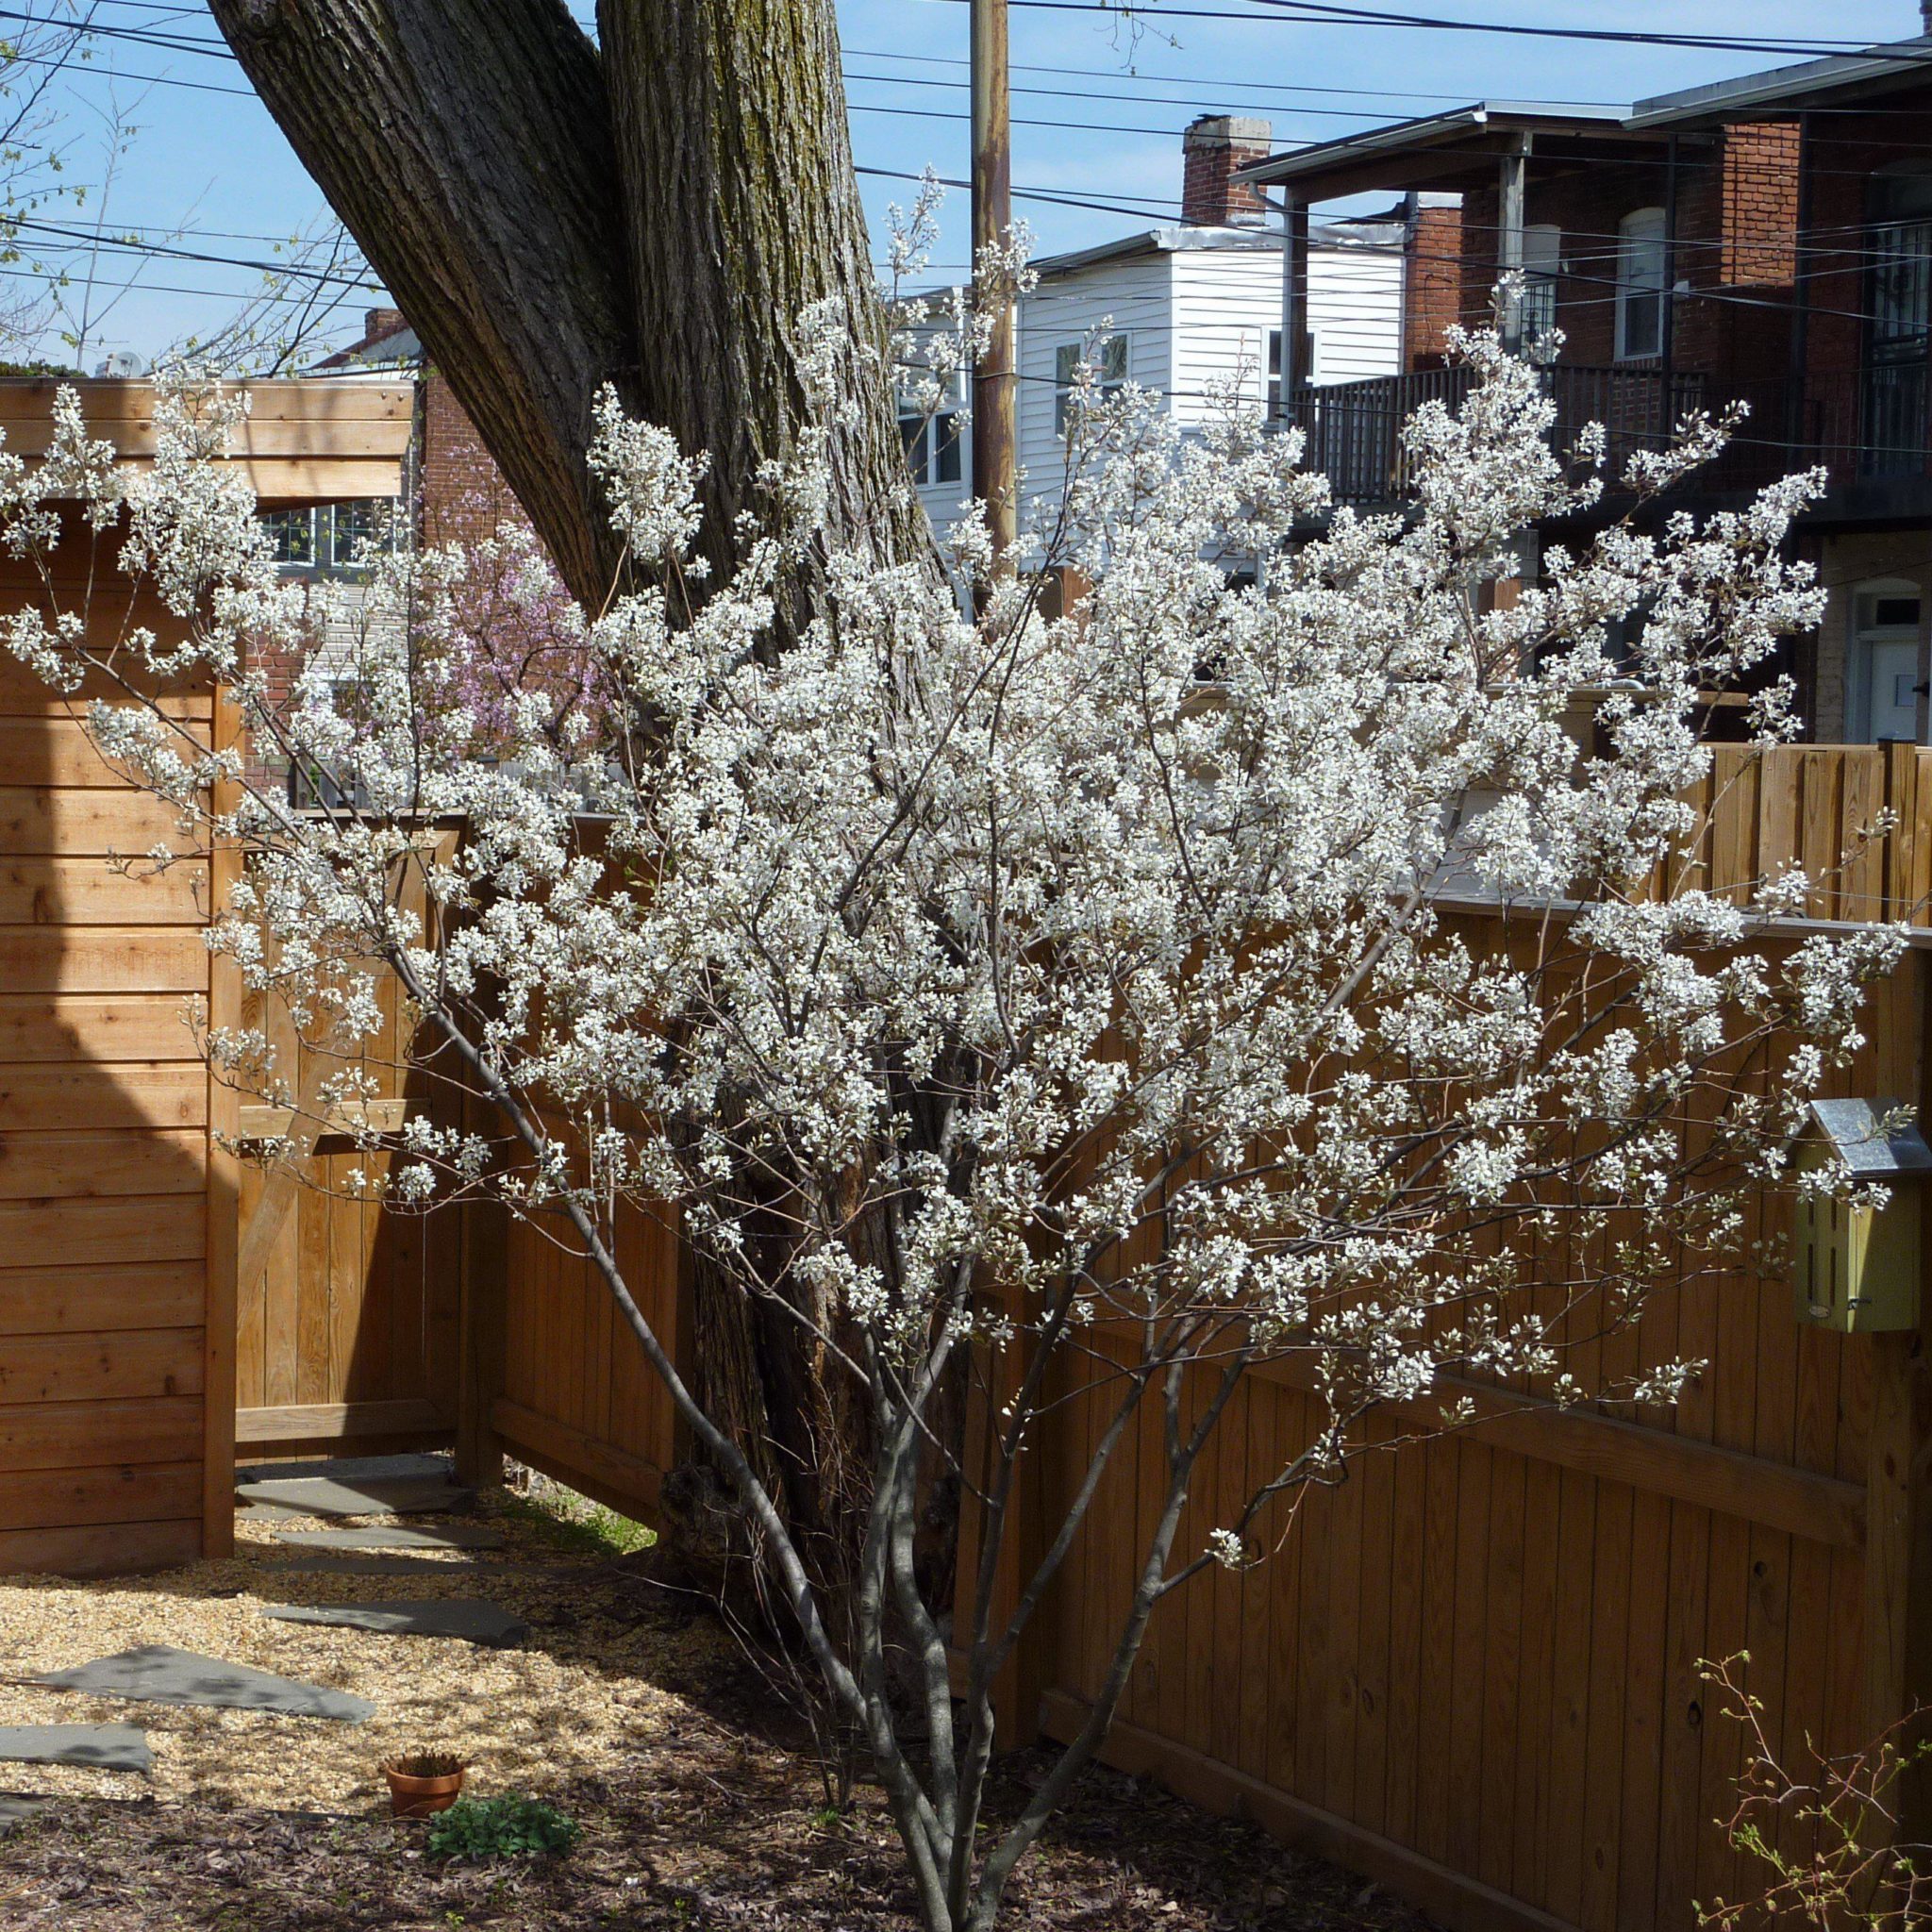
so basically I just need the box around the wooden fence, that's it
[6,648,1932,1929]
[433,740,1932,1932]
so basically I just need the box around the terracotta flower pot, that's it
[382,1752,467,1819]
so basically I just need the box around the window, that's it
[260,499,402,573]
[1055,333,1127,437]
[1263,328,1311,414]
[1615,208,1667,362]
[1521,225,1560,344]
[898,369,965,490]
[1850,580,1924,743]
[288,681,372,810]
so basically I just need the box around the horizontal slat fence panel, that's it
[0,380,422,1574]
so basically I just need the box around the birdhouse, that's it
[1791,1099,1932,1333]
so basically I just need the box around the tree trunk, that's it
[598,0,931,601]
[208,0,636,606]
[206,0,931,610]
[206,0,942,1584]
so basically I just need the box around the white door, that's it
[1868,638,1921,741]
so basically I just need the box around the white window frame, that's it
[1265,326,1314,410]
[898,370,967,490]
[262,499,402,573]
[1055,333,1128,437]
[1849,577,1925,743]
[1614,208,1667,363]
[1522,224,1560,344]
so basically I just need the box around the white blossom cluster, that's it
[1,323,1901,1662]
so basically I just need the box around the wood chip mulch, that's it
[0,1499,1440,1931]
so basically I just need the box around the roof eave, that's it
[1629,35,1932,127]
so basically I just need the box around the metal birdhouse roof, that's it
[1803,1099,1932,1177]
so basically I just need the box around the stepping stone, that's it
[258,1553,508,1579]
[233,1475,473,1519]
[0,1795,51,1837]
[0,1724,151,1773]
[239,1454,454,1485]
[275,1524,506,1552]
[35,1645,373,1723]
[261,1599,527,1648]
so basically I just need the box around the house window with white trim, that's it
[1614,208,1667,362]
[1056,333,1127,436]
[261,500,401,572]
[1264,328,1314,413]
[899,369,966,488]
[1522,224,1560,343]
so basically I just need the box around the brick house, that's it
[249,308,555,793]
[1237,18,1932,749]
[1631,24,1932,741]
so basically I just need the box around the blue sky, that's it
[17,0,1921,365]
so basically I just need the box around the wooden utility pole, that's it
[971,0,1017,573]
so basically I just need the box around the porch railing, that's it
[1290,362,1932,508]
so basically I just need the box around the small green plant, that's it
[425,1794,580,1863]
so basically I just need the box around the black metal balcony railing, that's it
[1286,362,1932,509]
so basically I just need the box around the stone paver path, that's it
[0,1795,50,1835]
[0,1724,150,1772]
[260,1599,528,1648]
[234,1474,475,1519]
[275,1524,507,1552]
[36,1646,373,1723]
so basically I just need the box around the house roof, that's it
[1234,104,1631,196]
[1031,216,1404,280]
[1629,33,1932,127]
[309,306,421,375]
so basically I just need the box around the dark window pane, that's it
[262,508,315,566]
[330,501,380,568]
[933,412,961,485]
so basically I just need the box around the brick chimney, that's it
[1181,115,1272,227]
[362,306,407,342]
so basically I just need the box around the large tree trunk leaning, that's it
[208,0,930,608]
[206,0,943,1604]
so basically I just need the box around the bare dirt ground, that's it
[0,1494,1437,1931]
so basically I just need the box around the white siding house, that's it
[908,218,1407,545]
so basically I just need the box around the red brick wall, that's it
[420,367,533,553]
[1404,202,1465,370]
[1453,125,1799,381]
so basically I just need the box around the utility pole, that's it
[971,0,1017,579]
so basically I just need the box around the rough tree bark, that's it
[207,0,941,1590]
[207,0,928,609]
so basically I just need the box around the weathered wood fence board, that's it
[0,675,218,1574]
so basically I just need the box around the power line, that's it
[841,45,1623,110]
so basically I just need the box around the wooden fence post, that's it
[201,679,243,1559]
[455,1075,508,1490]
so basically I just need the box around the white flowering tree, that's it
[4,314,1900,1930]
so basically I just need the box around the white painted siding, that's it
[1169,241,1406,414]
[1015,251,1173,531]
[905,231,1404,541]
